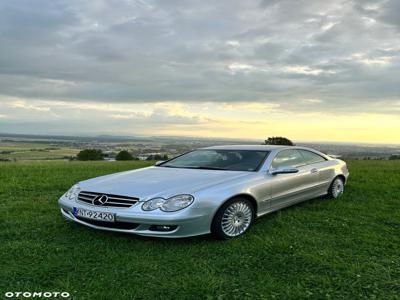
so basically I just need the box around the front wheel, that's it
[211,198,255,240]
[328,177,344,199]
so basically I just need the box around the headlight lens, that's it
[65,184,81,201]
[141,198,165,211]
[141,194,194,212]
[161,194,194,212]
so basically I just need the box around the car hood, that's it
[79,166,252,200]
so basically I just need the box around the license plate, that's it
[73,207,115,222]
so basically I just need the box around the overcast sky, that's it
[0,0,399,143]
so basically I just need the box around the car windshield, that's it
[159,150,270,171]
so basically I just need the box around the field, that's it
[1,160,399,299]
[0,141,80,161]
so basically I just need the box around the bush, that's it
[116,150,134,161]
[146,154,168,161]
[76,149,104,161]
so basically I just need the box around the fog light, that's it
[149,225,177,232]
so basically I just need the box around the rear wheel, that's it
[211,198,255,240]
[328,177,344,199]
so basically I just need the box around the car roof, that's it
[201,145,291,151]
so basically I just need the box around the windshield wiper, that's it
[188,166,228,170]
[159,165,228,170]
[159,165,180,168]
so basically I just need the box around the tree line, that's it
[76,149,168,161]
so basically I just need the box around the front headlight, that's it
[161,194,194,212]
[141,197,165,211]
[141,194,194,212]
[65,184,81,201]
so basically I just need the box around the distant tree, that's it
[116,150,134,161]
[389,155,400,160]
[146,154,158,160]
[264,137,295,146]
[76,149,104,161]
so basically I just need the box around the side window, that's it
[299,150,326,165]
[271,149,305,169]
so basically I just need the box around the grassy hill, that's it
[1,160,399,299]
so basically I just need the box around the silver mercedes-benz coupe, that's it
[59,145,349,239]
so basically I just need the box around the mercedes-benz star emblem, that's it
[93,194,108,206]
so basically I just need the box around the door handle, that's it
[310,168,318,173]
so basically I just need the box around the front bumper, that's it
[58,195,212,238]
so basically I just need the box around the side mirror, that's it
[270,167,299,175]
[155,160,165,166]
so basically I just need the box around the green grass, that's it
[1,160,399,299]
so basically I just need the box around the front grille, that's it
[76,217,139,230]
[77,191,139,208]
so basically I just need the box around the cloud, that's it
[221,102,280,111]
[302,99,323,104]
[350,53,396,66]
[227,63,256,74]
[283,66,336,76]
[8,99,51,112]
[0,0,399,142]
[377,0,400,30]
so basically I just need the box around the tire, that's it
[327,176,344,199]
[211,198,255,240]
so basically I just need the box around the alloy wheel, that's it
[221,201,253,237]
[332,178,344,198]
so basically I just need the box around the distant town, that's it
[0,133,399,162]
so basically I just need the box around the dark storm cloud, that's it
[0,0,399,114]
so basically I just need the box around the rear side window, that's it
[298,150,326,165]
[271,149,305,169]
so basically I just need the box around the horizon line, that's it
[1,132,399,146]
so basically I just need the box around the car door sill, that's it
[256,192,328,218]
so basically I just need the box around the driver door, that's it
[268,149,319,210]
